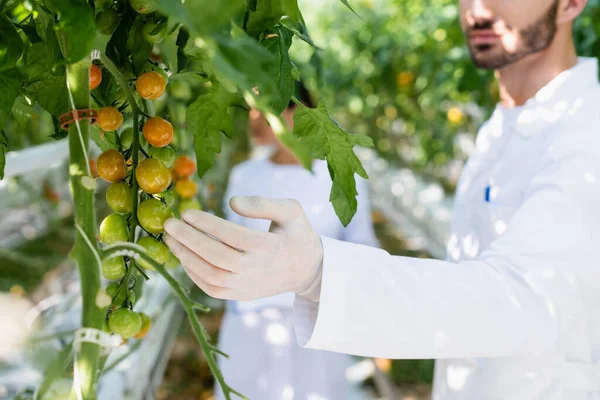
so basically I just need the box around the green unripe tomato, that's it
[157,191,175,207]
[102,257,126,280]
[120,127,134,150]
[179,198,202,214]
[136,236,170,270]
[141,21,165,43]
[95,9,120,36]
[148,146,176,168]
[129,0,159,14]
[137,198,173,234]
[108,308,142,339]
[100,214,129,245]
[166,252,180,269]
[106,182,134,213]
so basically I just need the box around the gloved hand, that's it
[163,196,324,302]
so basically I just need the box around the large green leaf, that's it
[53,0,95,63]
[261,27,295,114]
[0,70,21,179]
[245,0,284,34]
[293,101,373,225]
[0,14,25,72]
[25,28,63,81]
[280,0,314,47]
[157,0,242,36]
[127,17,153,75]
[187,85,235,177]
[25,75,68,117]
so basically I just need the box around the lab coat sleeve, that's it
[294,152,600,359]
[341,177,379,247]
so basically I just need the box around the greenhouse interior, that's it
[1,0,600,399]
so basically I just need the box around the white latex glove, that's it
[163,196,324,302]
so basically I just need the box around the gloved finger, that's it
[181,210,273,251]
[164,218,242,272]
[230,196,305,225]
[164,235,236,288]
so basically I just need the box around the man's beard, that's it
[467,0,560,70]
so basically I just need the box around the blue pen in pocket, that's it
[484,185,491,203]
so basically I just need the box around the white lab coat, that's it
[294,57,600,400]
[216,158,378,400]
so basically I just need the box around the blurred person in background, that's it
[214,82,379,400]
[167,0,600,399]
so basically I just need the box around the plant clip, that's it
[73,327,121,355]
[59,109,99,131]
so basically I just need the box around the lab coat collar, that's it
[495,57,599,138]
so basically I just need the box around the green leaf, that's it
[0,130,7,180]
[0,14,25,72]
[157,0,242,36]
[0,70,20,180]
[211,28,279,105]
[187,85,234,177]
[293,101,373,225]
[338,0,359,16]
[280,0,315,47]
[262,27,295,114]
[245,0,284,34]
[25,30,63,81]
[127,17,153,75]
[53,0,95,63]
[26,75,68,117]
[34,7,51,41]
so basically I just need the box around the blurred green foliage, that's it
[295,0,600,189]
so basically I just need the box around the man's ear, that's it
[557,0,588,24]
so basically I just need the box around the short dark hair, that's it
[288,80,315,109]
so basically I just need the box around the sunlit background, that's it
[2,0,600,399]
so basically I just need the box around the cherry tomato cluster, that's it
[91,59,179,340]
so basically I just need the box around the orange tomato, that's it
[136,158,171,194]
[97,149,127,182]
[143,116,173,148]
[98,107,124,131]
[90,64,102,90]
[172,155,196,179]
[136,71,166,100]
[175,178,197,198]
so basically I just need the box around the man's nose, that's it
[466,0,494,25]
